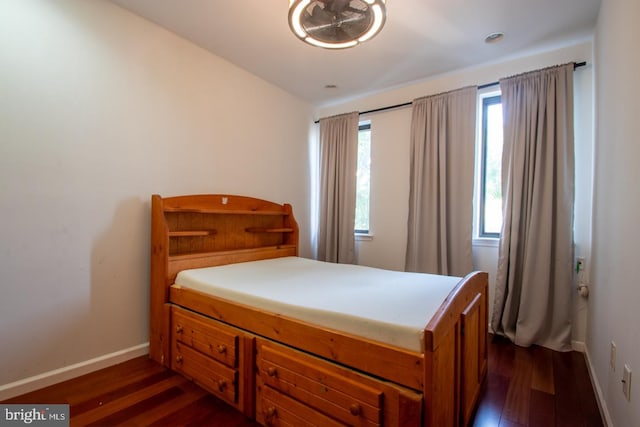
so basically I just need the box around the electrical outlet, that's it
[611,341,617,371]
[623,364,632,401]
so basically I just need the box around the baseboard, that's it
[0,343,149,401]
[583,345,614,427]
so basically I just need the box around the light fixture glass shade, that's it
[288,0,387,49]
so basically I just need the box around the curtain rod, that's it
[314,61,587,124]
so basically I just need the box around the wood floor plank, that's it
[72,370,175,416]
[553,350,585,427]
[530,345,555,395]
[84,386,185,426]
[502,346,533,425]
[529,389,555,427]
[70,376,187,426]
[64,359,169,405]
[571,351,604,427]
[3,356,167,406]
[117,381,208,426]
[149,394,251,427]
[471,373,509,427]
[498,418,527,427]
[490,335,516,378]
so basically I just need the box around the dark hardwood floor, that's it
[3,335,603,426]
[472,335,603,427]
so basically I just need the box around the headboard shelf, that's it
[169,230,218,237]
[163,207,290,216]
[152,193,299,263]
[245,227,295,233]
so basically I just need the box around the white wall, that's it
[316,41,594,345]
[0,0,313,390]
[590,0,640,425]
[354,107,411,271]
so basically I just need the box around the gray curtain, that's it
[317,112,359,263]
[405,86,477,276]
[491,63,575,351]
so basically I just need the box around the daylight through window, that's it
[355,122,371,233]
[478,95,503,238]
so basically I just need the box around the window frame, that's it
[477,93,502,239]
[355,121,371,235]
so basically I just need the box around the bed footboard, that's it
[423,271,488,426]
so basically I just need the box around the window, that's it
[477,94,503,238]
[355,122,371,233]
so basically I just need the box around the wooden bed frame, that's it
[150,194,488,426]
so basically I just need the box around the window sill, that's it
[355,233,374,241]
[473,238,499,248]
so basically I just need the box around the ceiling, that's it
[110,0,601,106]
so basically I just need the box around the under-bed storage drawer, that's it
[173,305,238,368]
[255,338,422,427]
[261,385,347,427]
[174,341,238,403]
[171,306,254,414]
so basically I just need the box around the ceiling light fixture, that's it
[484,32,505,44]
[288,0,387,49]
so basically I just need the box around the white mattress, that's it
[173,257,461,352]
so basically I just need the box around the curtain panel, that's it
[405,86,477,276]
[317,112,359,264]
[491,63,575,351]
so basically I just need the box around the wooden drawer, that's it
[261,385,346,427]
[260,345,381,426]
[256,339,422,427]
[173,341,238,404]
[173,306,238,368]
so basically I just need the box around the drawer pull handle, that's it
[217,380,227,392]
[175,355,183,364]
[175,325,183,333]
[217,345,227,354]
[265,406,277,420]
[349,403,362,416]
[267,367,278,377]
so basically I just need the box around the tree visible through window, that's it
[355,122,371,233]
[479,95,503,237]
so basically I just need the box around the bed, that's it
[150,194,488,426]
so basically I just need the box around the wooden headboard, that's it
[149,194,299,364]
